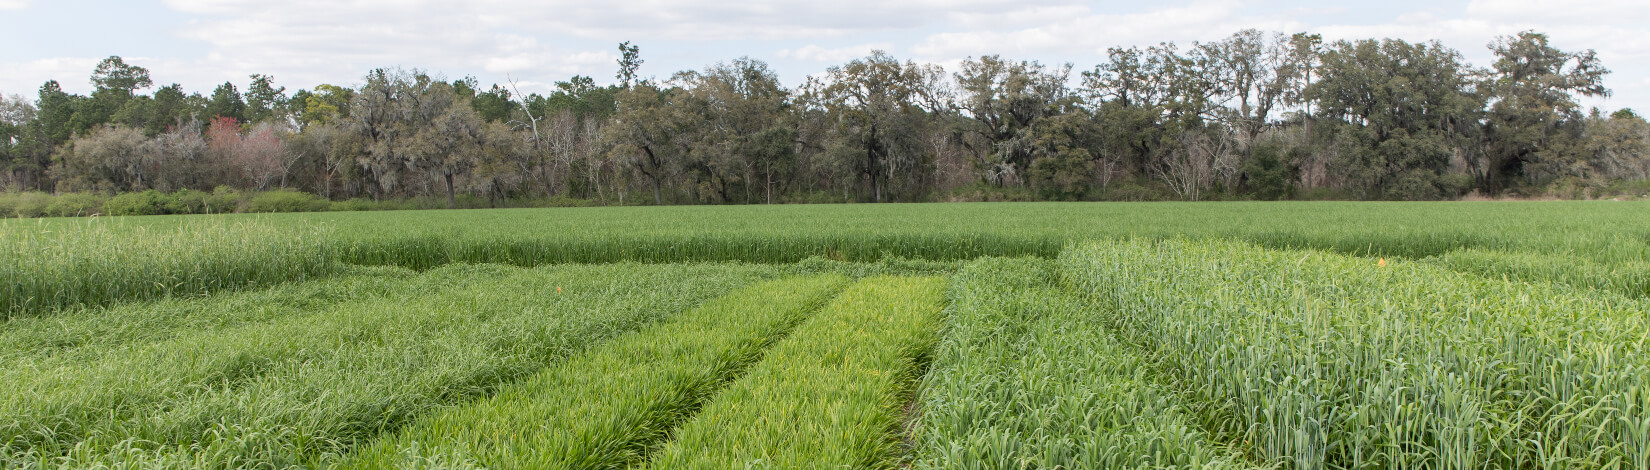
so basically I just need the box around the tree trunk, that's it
[444,172,456,209]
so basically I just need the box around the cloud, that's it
[777,44,894,63]
[1465,0,1650,22]
[910,0,1303,60]
[0,0,27,10]
[0,57,101,95]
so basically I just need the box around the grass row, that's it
[909,257,1247,469]
[1,262,781,468]
[343,274,848,469]
[645,276,946,468]
[0,264,416,366]
[0,216,336,318]
[4,202,1646,318]
[1062,239,1650,469]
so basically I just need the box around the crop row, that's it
[0,262,780,468]
[1062,239,1650,469]
[0,217,335,318]
[646,276,945,468]
[910,257,1246,468]
[346,274,847,468]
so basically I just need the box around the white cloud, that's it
[777,44,894,63]
[0,0,28,10]
[910,0,1303,60]
[0,57,101,95]
[1465,0,1650,22]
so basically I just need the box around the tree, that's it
[293,84,353,127]
[1201,30,1314,147]
[674,57,793,203]
[617,41,644,88]
[607,81,689,204]
[407,83,486,207]
[90,56,153,97]
[245,74,288,124]
[1480,31,1610,192]
[52,125,150,191]
[805,51,947,202]
[953,55,1072,187]
[1307,38,1481,199]
[1584,109,1650,183]
[206,82,247,122]
[235,122,294,190]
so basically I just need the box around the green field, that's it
[3,201,1648,469]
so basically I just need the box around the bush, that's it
[246,189,331,213]
[103,190,172,216]
[206,186,244,214]
[1097,180,1168,201]
[330,198,378,212]
[942,183,1037,202]
[167,189,209,214]
[7,192,53,218]
[44,193,106,217]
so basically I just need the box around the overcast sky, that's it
[2,0,1647,111]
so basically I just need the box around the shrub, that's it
[329,198,377,212]
[7,192,53,218]
[205,186,244,213]
[164,189,208,214]
[103,190,171,216]
[44,193,106,217]
[246,189,331,213]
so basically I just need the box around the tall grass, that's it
[0,216,336,318]
[1062,239,1650,469]
[911,257,1247,469]
[345,274,847,469]
[5,202,1645,317]
[646,276,945,469]
[1,262,780,468]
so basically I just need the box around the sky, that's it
[2,0,1647,111]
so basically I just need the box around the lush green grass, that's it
[646,276,945,469]
[4,201,1649,468]
[5,202,1646,320]
[1062,239,1650,469]
[0,264,416,366]
[911,257,1247,469]
[0,216,336,318]
[344,274,847,469]
[1,262,782,468]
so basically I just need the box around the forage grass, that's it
[0,216,336,318]
[1,262,780,468]
[1062,239,1650,469]
[910,257,1248,469]
[645,276,945,469]
[344,274,848,469]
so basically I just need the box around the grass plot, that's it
[344,274,847,469]
[646,276,945,469]
[910,258,1247,469]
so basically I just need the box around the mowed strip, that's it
[911,258,1247,469]
[342,274,848,469]
[646,276,945,469]
[1,263,778,468]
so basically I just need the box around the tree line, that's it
[2,30,1646,206]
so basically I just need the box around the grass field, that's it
[2,201,1647,469]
